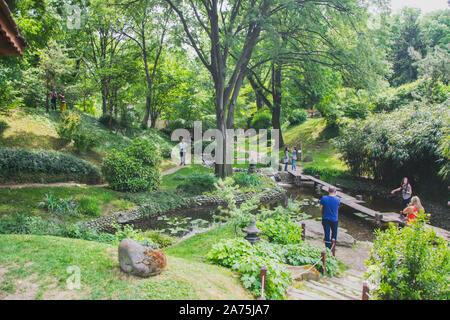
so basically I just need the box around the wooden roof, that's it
[0,0,28,56]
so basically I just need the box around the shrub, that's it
[365,215,450,300]
[250,111,272,130]
[56,111,81,141]
[76,197,101,217]
[98,114,119,128]
[333,103,449,192]
[0,119,8,136]
[38,193,78,217]
[257,216,303,245]
[72,128,99,152]
[102,138,162,192]
[232,172,262,188]
[162,119,191,135]
[176,172,218,195]
[288,109,308,126]
[0,147,101,184]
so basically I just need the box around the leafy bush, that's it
[56,111,82,141]
[0,147,101,184]
[333,103,449,192]
[76,197,101,217]
[250,111,272,130]
[288,109,308,126]
[102,138,162,192]
[232,172,262,188]
[38,193,78,217]
[257,216,303,245]
[142,230,177,248]
[98,114,119,128]
[72,128,99,152]
[176,172,218,195]
[365,215,450,300]
[0,119,9,136]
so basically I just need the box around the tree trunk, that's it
[272,63,284,148]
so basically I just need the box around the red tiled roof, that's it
[0,0,28,56]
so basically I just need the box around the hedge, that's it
[0,147,101,184]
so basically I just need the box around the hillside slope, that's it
[0,234,251,300]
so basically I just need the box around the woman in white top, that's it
[179,137,187,166]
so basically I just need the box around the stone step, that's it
[307,280,359,300]
[327,278,363,293]
[302,281,353,300]
[323,279,361,295]
[287,287,330,300]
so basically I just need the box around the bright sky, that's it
[390,0,449,14]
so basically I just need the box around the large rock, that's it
[118,239,167,277]
[298,219,356,247]
[302,155,313,163]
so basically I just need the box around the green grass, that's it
[0,186,134,222]
[161,164,214,189]
[0,234,251,300]
[281,118,348,171]
[0,108,175,167]
[165,225,237,261]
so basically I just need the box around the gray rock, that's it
[118,239,167,277]
[298,219,355,247]
[302,155,313,162]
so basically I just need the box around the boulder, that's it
[118,239,167,277]
[302,155,313,163]
[298,219,355,247]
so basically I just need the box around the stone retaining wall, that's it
[78,187,285,233]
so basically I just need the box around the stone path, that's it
[287,269,365,300]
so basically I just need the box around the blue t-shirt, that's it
[320,195,340,222]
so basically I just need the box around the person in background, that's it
[50,89,57,111]
[179,137,187,166]
[319,186,340,250]
[391,177,412,211]
[284,147,290,171]
[59,93,66,112]
[292,147,297,171]
[402,196,425,226]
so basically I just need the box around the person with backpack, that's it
[50,89,57,111]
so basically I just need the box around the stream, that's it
[136,182,403,242]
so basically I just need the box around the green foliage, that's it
[250,110,272,130]
[176,172,218,195]
[141,230,177,248]
[102,138,162,192]
[365,215,450,300]
[76,197,101,217]
[0,147,101,184]
[232,172,262,188]
[288,109,308,126]
[57,112,99,152]
[257,216,303,245]
[0,119,8,136]
[334,103,450,190]
[38,193,78,217]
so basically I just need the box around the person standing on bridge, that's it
[391,177,412,210]
[319,186,340,250]
[283,147,290,171]
[291,147,297,171]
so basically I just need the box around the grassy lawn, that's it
[161,164,214,189]
[281,118,348,171]
[0,108,175,167]
[0,234,251,300]
[0,186,134,221]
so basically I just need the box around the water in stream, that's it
[136,183,390,242]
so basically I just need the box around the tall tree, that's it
[165,0,364,177]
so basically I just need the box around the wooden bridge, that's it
[287,169,450,241]
[288,170,410,226]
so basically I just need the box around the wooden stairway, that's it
[287,270,365,300]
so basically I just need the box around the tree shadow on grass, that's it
[0,130,69,150]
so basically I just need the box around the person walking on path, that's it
[284,147,290,171]
[319,186,340,250]
[50,89,57,111]
[179,137,187,166]
[292,147,298,171]
[391,177,412,210]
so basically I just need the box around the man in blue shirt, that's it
[319,186,340,250]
